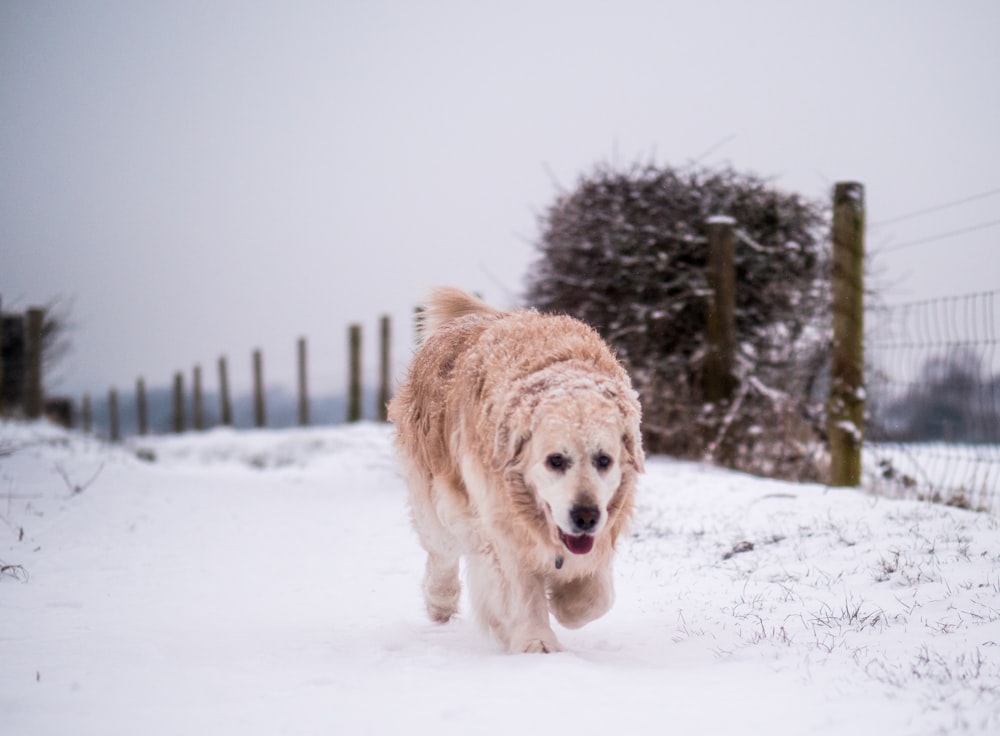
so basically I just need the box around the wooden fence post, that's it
[378,315,391,422]
[192,365,204,431]
[81,393,92,433]
[108,388,120,442]
[704,216,737,405]
[0,295,4,415]
[218,356,232,426]
[297,337,309,427]
[253,349,266,428]
[136,377,148,436]
[172,372,184,433]
[23,308,44,419]
[828,181,866,487]
[347,324,362,422]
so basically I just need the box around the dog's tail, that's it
[419,287,503,342]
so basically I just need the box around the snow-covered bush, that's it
[526,163,831,480]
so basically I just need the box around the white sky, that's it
[3,0,999,398]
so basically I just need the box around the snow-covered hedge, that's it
[526,163,831,480]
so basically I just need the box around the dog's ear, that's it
[623,424,645,473]
[493,412,531,470]
[495,422,531,470]
[619,390,645,473]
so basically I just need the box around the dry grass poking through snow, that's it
[630,459,1000,733]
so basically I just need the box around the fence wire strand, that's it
[866,289,1000,513]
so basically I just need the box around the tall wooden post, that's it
[192,365,204,431]
[23,308,44,419]
[704,216,737,405]
[108,388,120,442]
[218,356,232,426]
[252,349,266,428]
[828,181,866,487]
[172,372,184,433]
[297,337,309,427]
[347,324,362,422]
[378,315,391,422]
[136,377,148,436]
[81,393,92,433]
[0,295,4,416]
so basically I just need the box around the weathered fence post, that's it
[136,377,148,436]
[108,388,120,442]
[23,308,44,419]
[828,181,866,487]
[704,217,737,405]
[0,295,4,414]
[192,365,204,431]
[252,349,266,428]
[172,372,184,433]
[1,312,24,415]
[378,315,391,422]
[81,393,92,433]
[347,324,362,422]
[297,337,309,427]
[218,356,232,426]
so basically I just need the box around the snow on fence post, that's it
[252,349,266,428]
[172,371,185,433]
[136,377,148,436]
[378,315,391,422]
[218,356,232,426]
[297,337,309,427]
[828,181,866,487]
[23,307,44,419]
[347,324,362,422]
[704,216,737,405]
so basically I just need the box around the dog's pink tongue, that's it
[563,533,594,555]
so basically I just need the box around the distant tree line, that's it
[870,349,1000,443]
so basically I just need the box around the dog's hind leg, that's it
[409,475,463,623]
[423,552,460,623]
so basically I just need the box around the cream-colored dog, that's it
[389,288,643,653]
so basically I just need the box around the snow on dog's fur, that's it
[389,288,643,653]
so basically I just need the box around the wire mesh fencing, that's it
[865,289,1000,513]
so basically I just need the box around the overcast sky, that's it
[3,0,999,399]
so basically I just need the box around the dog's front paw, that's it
[513,635,563,654]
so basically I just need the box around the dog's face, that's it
[521,393,635,555]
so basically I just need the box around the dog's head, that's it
[499,372,644,556]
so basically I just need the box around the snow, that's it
[2,421,999,735]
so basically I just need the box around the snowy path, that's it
[2,422,999,735]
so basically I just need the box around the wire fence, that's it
[865,289,1000,513]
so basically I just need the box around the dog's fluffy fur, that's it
[389,288,643,653]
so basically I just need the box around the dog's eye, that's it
[546,454,568,472]
[594,453,613,471]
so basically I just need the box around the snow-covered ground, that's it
[2,421,999,735]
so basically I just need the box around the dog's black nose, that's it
[570,504,600,534]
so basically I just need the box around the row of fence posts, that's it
[5,182,866,487]
[0,303,50,421]
[79,316,394,441]
[701,181,865,487]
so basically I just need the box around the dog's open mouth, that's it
[559,529,595,555]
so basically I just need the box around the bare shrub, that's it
[526,162,831,480]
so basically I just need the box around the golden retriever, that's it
[388,288,643,653]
